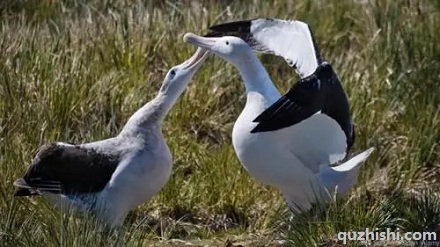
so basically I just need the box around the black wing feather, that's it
[14,143,120,196]
[206,19,273,53]
[251,63,355,151]
[207,19,253,38]
[251,72,321,132]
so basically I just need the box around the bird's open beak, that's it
[181,47,209,71]
[184,33,217,51]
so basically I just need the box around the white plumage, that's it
[185,18,374,210]
[249,19,320,77]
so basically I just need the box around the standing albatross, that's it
[13,48,209,228]
[184,19,374,210]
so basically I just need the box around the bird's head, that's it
[183,33,253,65]
[159,47,209,96]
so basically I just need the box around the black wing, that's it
[14,143,120,196]
[206,19,264,50]
[251,63,355,151]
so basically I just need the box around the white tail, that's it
[318,147,375,196]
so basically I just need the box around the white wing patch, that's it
[280,113,347,174]
[250,19,319,77]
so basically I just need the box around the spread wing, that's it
[206,18,355,151]
[206,18,322,77]
[14,143,120,195]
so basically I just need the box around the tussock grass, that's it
[0,0,438,246]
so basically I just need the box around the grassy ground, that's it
[0,0,438,246]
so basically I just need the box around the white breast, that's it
[232,91,346,189]
[232,92,306,185]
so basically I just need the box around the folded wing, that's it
[14,143,120,196]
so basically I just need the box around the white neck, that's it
[119,92,177,137]
[234,55,280,100]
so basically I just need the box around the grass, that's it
[0,0,438,246]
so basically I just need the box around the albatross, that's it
[184,18,374,210]
[13,48,209,228]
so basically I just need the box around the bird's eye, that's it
[170,70,176,76]
[225,41,229,45]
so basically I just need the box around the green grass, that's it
[0,0,439,246]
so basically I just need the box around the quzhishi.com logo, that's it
[336,228,437,245]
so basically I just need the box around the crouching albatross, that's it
[184,19,374,210]
[13,48,209,228]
